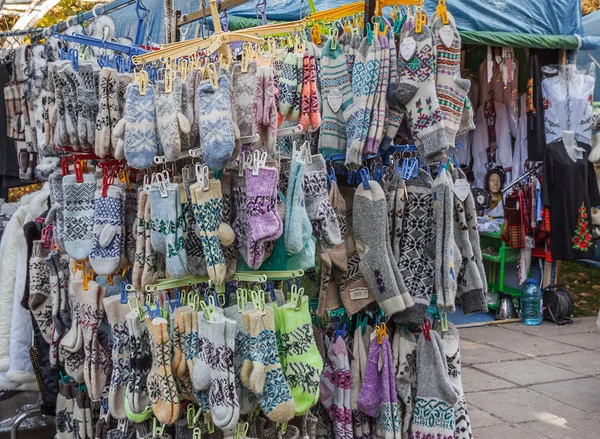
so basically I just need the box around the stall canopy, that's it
[578,9,600,101]
[110,0,584,47]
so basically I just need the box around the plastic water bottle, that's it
[521,278,543,325]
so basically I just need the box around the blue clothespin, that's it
[328,165,337,188]
[334,321,346,342]
[359,168,370,190]
[69,48,79,71]
[265,281,276,302]
[167,290,181,312]
[146,299,162,320]
[411,158,419,178]
[402,159,411,180]
[347,169,355,185]
[452,154,460,169]
[120,281,128,304]
[373,162,383,183]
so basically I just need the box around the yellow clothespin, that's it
[83,268,94,291]
[107,273,114,286]
[179,58,189,78]
[187,405,196,429]
[436,0,449,25]
[241,47,250,73]
[206,63,218,90]
[376,323,387,344]
[310,23,322,46]
[138,70,148,96]
[164,68,173,94]
[415,11,427,34]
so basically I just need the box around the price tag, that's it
[351,288,370,300]
[327,88,342,113]
[454,178,470,202]
[400,37,416,61]
[439,25,454,48]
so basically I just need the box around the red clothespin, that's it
[73,160,84,183]
[422,319,432,341]
[61,157,70,176]
[102,174,114,198]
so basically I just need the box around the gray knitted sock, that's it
[232,61,258,139]
[76,62,99,150]
[392,328,417,439]
[353,180,407,316]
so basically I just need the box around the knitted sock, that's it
[396,26,448,160]
[303,155,342,252]
[173,307,194,401]
[411,330,459,439]
[345,36,380,168]
[278,52,299,119]
[191,179,234,284]
[197,75,236,170]
[126,310,152,415]
[232,174,256,267]
[90,185,125,275]
[73,387,93,439]
[192,312,239,429]
[353,180,409,316]
[220,172,237,278]
[72,280,110,400]
[299,55,312,131]
[246,167,282,245]
[44,63,57,149]
[103,296,131,420]
[46,170,66,253]
[183,179,207,276]
[396,170,435,325]
[318,37,355,156]
[432,13,471,148]
[105,69,119,156]
[253,66,278,154]
[113,83,159,169]
[132,190,148,291]
[284,156,313,255]
[289,411,318,439]
[61,64,81,150]
[365,35,385,154]
[392,329,417,438]
[55,381,75,439]
[307,52,321,130]
[59,318,85,383]
[76,62,99,150]
[348,33,361,84]
[233,61,258,139]
[155,78,191,161]
[112,73,135,158]
[319,337,352,439]
[52,252,72,335]
[457,95,475,135]
[290,53,304,123]
[182,308,204,406]
[350,327,370,439]
[95,68,113,158]
[29,241,53,343]
[146,317,180,425]
[123,187,138,266]
[63,173,96,261]
[277,297,323,414]
[185,69,202,150]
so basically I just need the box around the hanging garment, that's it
[472,100,513,188]
[543,139,600,260]
[511,94,529,183]
[0,62,20,190]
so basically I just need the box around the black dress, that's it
[543,140,600,260]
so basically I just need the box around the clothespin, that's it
[334,321,346,342]
[167,289,181,312]
[356,313,368,335]
[366,22,373,45]
[373,162,383,183]
[440,311,449,332]
[117,419,128,433]
[138,70,148,96]
[265,280,276,302]
[187,405,196,429]
[83,268,94,291]
[73,160,84,183]
[193,428,202,439]
[376,323,387,344]
[415,11,427,34]
[204,415,215,434]
[146,299,162,320]
[200,295,216,322]
[277,423,288,435]
[359,167,370,190]
[120,281,129,304]
[436,0,449,25]
[59,371,70,384]
[327,163,337,188]
[236,288,248,313]
[152,417,165,438]
[128,297,144,322]
[422,318,432,341]
[234,422,249,439]
[251,289,266,314]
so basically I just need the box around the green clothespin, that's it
[152,417,165,438]
[59,371,70,384]
[237,288,248,312]
[204,414,215,434]
[251,289,265,313]
[277,422,288,434]
[192,428,202,439]
[234,422,249,439]
[187,405,196,429]
[440,311,449,332]
[128,298,144,322]
[366,22,373,45]
[200,295,216,322]
[356,313,368,335]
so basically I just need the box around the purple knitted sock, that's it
[357,338,384,417]
[245,167,282,244]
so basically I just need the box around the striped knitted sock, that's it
[307,53,321,130]
[299,55,312,131]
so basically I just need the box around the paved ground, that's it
[461,316,600,438]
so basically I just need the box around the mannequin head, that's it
[486,168,506,195]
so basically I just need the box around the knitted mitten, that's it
[110,73,134,157]
[146,317,180,425]
[253,66,278,154]
[76,62,99,150]
[411,330,458,439]
[353,180,411,316]
[432,13,471,148]
[365,34,388,154]
[50,62,69,148]
[59,318,85,382]
[241,308,295,423]
[392,329,417,438]
[72,280,110,400]
[279,52,300,119]
[277,297,323,414]
[89,185,125,275]
[185,69,202,149]
[155,78,191,161]
[191,179,234,284]
[319,336,352,439]
[95,68,113,157]
[232,61,258,139]
[396,26,448,160]
[246,167,283,256]
[345,36,381,167]
[141,193,160,289]
[132,190,148,291]
[113,83,160,169]
[63,173,96,261]
[102,296,131,420]
[284,156,313,255]
[197,76,236,170]
[192,312,239,429]
[125,310,152,416]
[29,241,53,343]
[61,64,81,150]
[318,37,355,157]
[303,155,342,252]
[396,170,435,325]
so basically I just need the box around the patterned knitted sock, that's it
[277,297,323,415]
[350,327,370,439]
[197,75,236,170]
[432,13,470,148]
[345,36,381,167]
[220,172,237,278]
[63,173,96,261]
[303,155,342,252]
[124,187,138,266]
[61,64,82,150]
[232,174,256,267]
[278,52,299,119]
[44,63,57,149]
[191,180,234,284]
[45,171,66,252]
[319,337,352,439]
[183,179,207,276]
[51,252,72,335]
[76,62,99,150]
[59,317,85,383]
[146,317,180,425]
[284,156,313,255]
[396,26,448,160]
[411,330,458,439]
[253,66,278,155]
[290,53,304,123]
[126,310,152,415]
[72,280,110,400]
[103,296,131,420]
[155,78,191,161]
[113,83,159,169]
[392,329,417,438]
[299,55,312,132]
[173,307,194,401]
[55,381,75,439]
[353,180,408,316]
[132,190,148,291]
[246,167,283,245]
[181,307,203,405]
[365,34,386,154]
[233,61,258,139]
[90,185,125,275]
[73,387,94,439]
[457,95,475,135]
[318,38,354,157]
[184,69,202,150]
[95,68,113,157]
[29,241,53,343]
